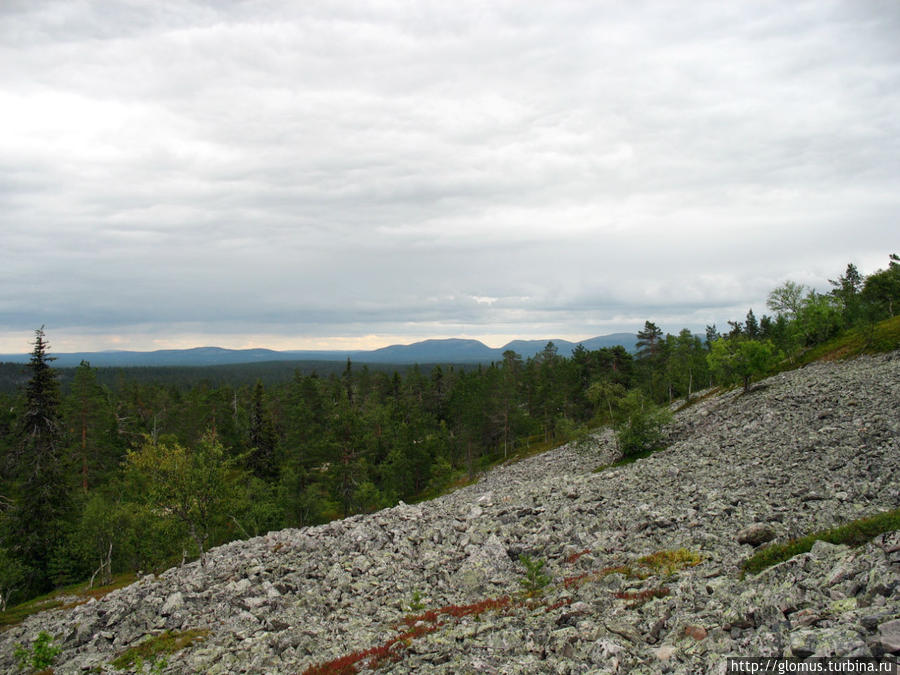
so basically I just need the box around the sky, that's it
[1,1,898,354]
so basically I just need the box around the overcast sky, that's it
[1,1,898,353]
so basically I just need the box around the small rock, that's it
[653,645,677,661]
[161,592,184,615]
[876,619,900,654]
[684,625,708,641]
[605,619,642,644]
[736,522,776,546]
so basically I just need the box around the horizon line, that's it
[0,331,645,356]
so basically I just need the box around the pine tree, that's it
[64,361,119,493]
[635,322,663,360]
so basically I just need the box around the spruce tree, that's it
[4,328,71,594]
[248,380,277,479]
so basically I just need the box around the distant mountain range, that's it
[0,334,638,368]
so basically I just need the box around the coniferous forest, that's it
[0,255,897,609]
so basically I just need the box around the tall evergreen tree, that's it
[635,321,663,360]
[3,328,71,594]
[829,262,863,324]
[248,381,277,479]
[63,361,120,493]
[635,321,666,400]
[744,309,760,339]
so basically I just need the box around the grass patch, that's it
[111,629,209,670]
[0,595,63,631]
[797,315,900,366]
[1,572,138,631]
[742,508,900,576]
[637,549,703,576]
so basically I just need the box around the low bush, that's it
[742,508,900,576]
[14,631,61,672]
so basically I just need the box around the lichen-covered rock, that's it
[0,353,898,674]
[875,618,900,654]
[737,523,776,546]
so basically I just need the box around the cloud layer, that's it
[1,1,898,351]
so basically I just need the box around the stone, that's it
[653,645,677,661]
[876,619,900,654]
[161,591,185,615]
[683,625,707,641]
[736,523,776,546]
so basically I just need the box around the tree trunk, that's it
[190,524,206,568]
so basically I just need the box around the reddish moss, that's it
[565,549,591,565]
[613,586,670,607]
[563,573,591,589]
[309,595,514,675]
[301,637,407,675]
[399,608,440,627]
[544,598,574,613]
[440,595,512,619]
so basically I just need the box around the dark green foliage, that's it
[707,336,780,393]
[63,361,123,493]
[742,508,900,576]
[14,630,61,671]
[248,380,278,479]
[0,546,24,611]
[3,329,72,597]
[518,554,551,596]
[613,390,671,458]
[744,309,759,339]
[861,253,900,319]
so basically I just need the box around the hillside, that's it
[0,333,639,368]
[2,352,898,673]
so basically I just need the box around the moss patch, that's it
[742,508,900,576]
[637,549,703,576]
[111,629,209,670]
[1,573,137,631]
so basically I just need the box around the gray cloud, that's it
[1,0,898,351]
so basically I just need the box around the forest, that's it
[0,254,897,609]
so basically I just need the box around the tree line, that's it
[0,254,896,607]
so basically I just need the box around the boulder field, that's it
[2,352,898,673]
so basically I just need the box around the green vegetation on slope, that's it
[742,509,900,576]
[1,254,898,612]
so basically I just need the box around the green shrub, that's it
[14,630,61,672]
[518,554,551,597]
[408,589,425,612]
[614,391,671,458]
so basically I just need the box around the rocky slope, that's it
[2,353,899,674]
